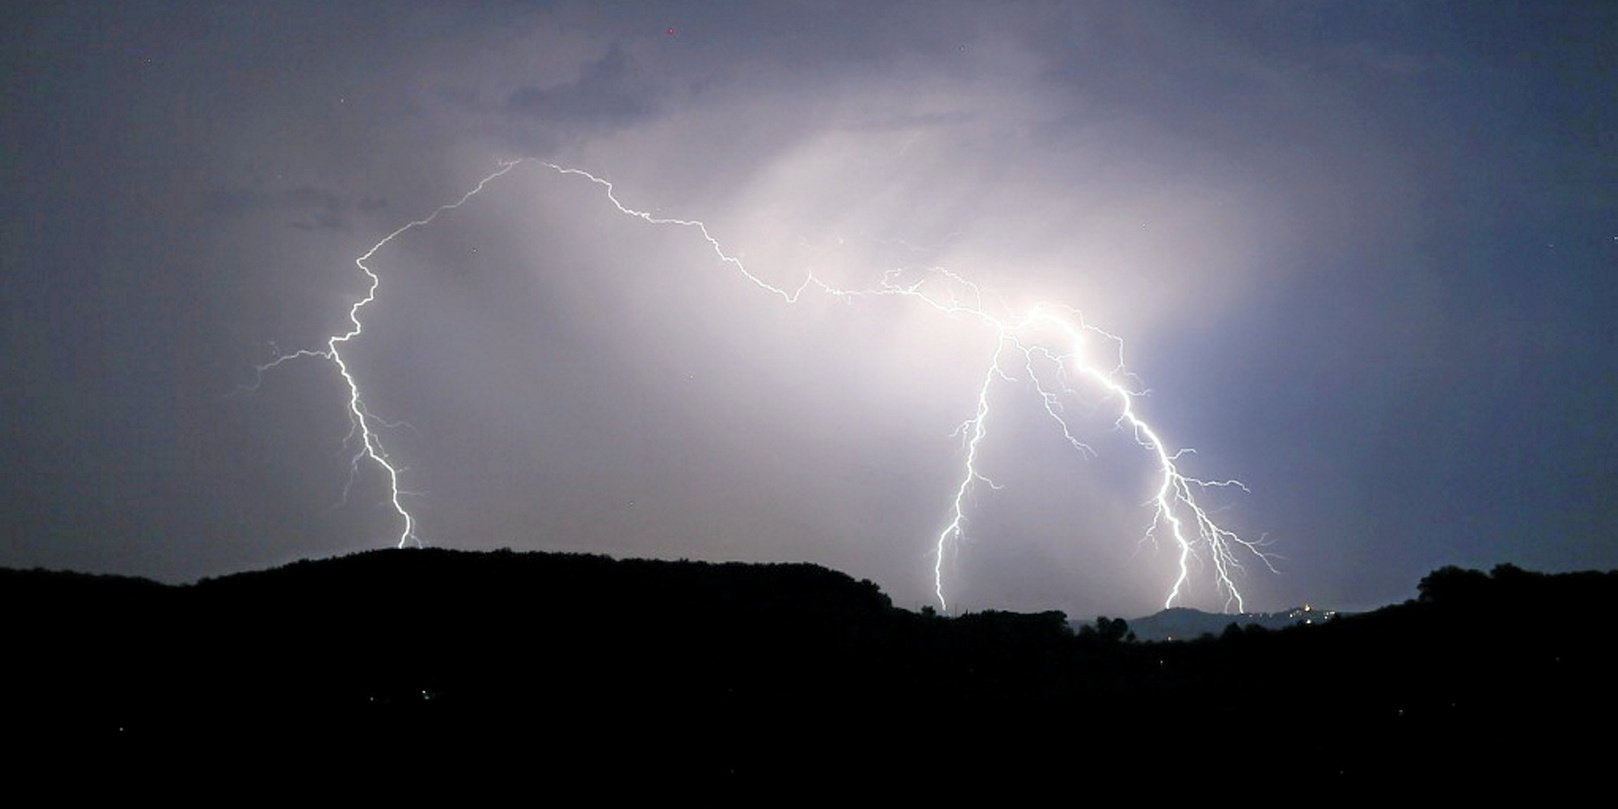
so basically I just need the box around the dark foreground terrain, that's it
[5,550,1612,793]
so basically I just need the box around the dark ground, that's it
[5,550,1611,795]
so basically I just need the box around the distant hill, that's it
[1109,603,1343,641]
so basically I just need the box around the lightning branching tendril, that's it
[251,161,526,549]
[260,158,1274,612]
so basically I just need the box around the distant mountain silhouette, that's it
[1117,603,1342,641]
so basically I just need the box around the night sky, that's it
[4,1,1613,618]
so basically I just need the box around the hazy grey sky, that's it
[4,1,1613,617]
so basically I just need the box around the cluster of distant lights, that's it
[256,158,1273,613]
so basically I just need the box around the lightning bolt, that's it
[251,161,526,548]
[259,158,1274,612]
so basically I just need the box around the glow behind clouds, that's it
[4,2,1613,619]
[280,153,1268,612]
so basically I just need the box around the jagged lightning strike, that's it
[260,158,1273,612]
[250,161,526,548]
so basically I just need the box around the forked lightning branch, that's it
[257,158,1274,612]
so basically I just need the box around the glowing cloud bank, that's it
[261,159,1273,611]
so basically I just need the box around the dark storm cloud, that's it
[494,42,664,153]
[506,43,660,129]
[207,185,386,231]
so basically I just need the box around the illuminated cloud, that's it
[3,1,1612,618]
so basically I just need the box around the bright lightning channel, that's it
[261,158,1274,612]
[252,161,526,548]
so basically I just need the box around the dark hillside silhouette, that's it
[4,553,1612,793]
